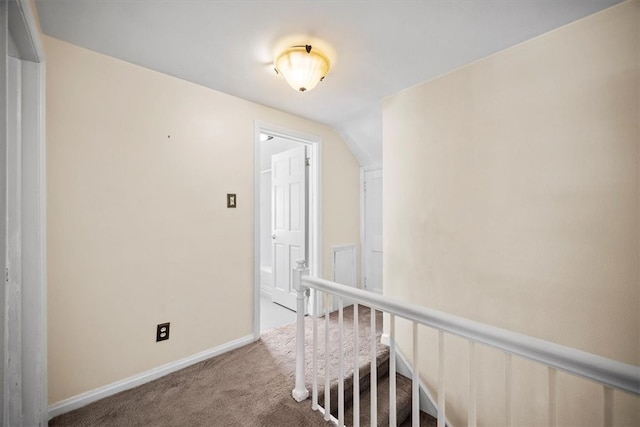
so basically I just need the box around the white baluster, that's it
[292,260,309,402]
[324,292,331,421]
[353,303,360,427]
[548,367,557,427]
[312,289,318,410]
[504,353,512,427]
[468,342,476,427]
[438,331,445,427]
[412,322,419,427]
[603,386,613,427]
[371,307,377,426]
[390,314,397,426]
[338,298,345,426]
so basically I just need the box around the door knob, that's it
[272,234,277,240]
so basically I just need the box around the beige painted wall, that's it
[45,35,360,404]
[383,1,639,426]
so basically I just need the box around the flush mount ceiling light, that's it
[274,45,331,92]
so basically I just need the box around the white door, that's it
[271,145,307,311]
[363,168,383,294]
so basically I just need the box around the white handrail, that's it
[300,275,640,396]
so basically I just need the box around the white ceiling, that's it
[35,0,623,166]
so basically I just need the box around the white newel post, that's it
[292,260,310,402]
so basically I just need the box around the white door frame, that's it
[2,0,47,425]
[253,122,322,339]
[360,164,382,292]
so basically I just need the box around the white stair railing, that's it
[291,262,640,426]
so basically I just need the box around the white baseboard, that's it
[260,268,273,293]
[48,334,255,419]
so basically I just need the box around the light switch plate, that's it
[227,193,236,208]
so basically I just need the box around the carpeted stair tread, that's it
[343,373,413,426]
[319,346,390,415]
[399,410,438,427]
[303,305,387,405]
[301,305,426,426]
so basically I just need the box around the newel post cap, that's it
[292,259,308,291]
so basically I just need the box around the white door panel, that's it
[271,146,307,311]
[363,168,383,294]
[332,245,356,309]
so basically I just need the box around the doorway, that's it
[253,123,322,338]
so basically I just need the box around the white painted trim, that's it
[359,169,365,289]
[48,334,255,419]
[259,265,273,296]
[11,0,45,62]
[6,51,24,427]
[38,58,47,427]
[24,59,47,427]
[331,244,358,253]
[331,244,357,286]
[253,121,323,336]
[1,3,9,422]
[3,1,47,424]
[253,127,262,341]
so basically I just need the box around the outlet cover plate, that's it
[227,193,236,208]
[156,322,170,342]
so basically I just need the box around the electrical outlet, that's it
[156,322,170,342]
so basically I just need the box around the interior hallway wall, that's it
[45,35,360,404]
[383,1,639,425]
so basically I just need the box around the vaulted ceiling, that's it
[35,0,623,166]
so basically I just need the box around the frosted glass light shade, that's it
[275,45,331,92]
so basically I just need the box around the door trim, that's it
[253,121,322,339]
[3,0,47,424]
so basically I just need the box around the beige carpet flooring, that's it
[49,306,434,426]
[49,306,375,426]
